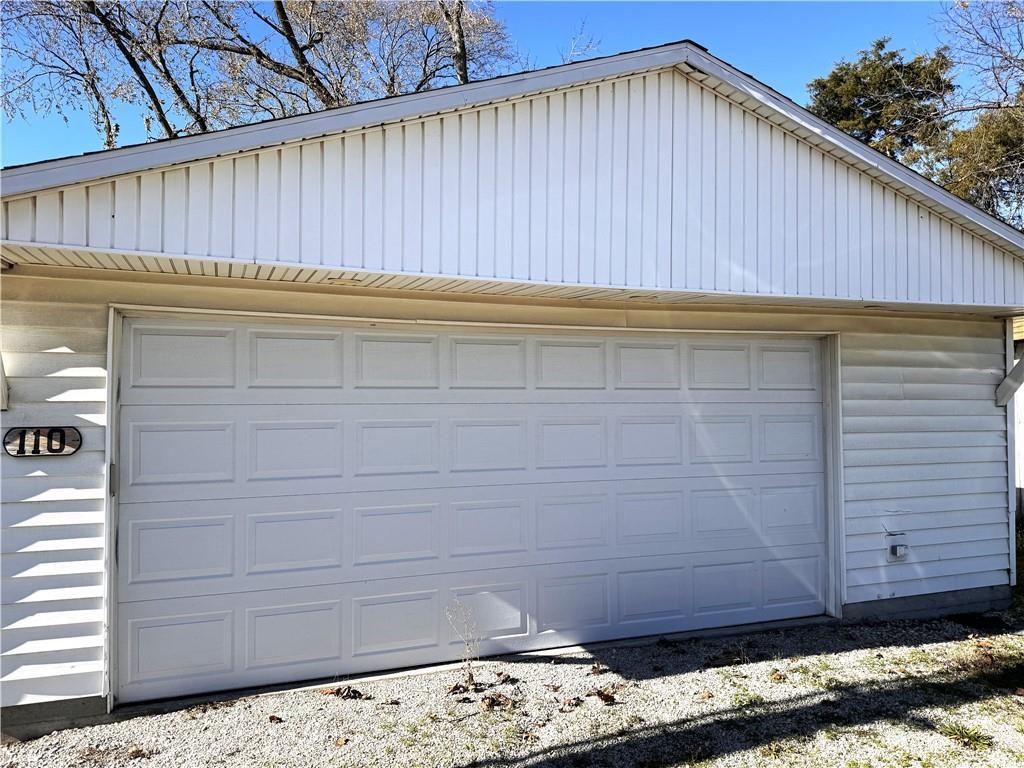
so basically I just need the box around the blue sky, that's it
[1,1,946,167]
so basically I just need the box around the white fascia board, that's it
[679,48,1024,254]
[0,42,695,198]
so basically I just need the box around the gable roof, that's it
[3,39,1022,258]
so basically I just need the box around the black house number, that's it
[4,427,82,457]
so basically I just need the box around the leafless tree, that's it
[941,0,1024,115]
[559,19,600,64]
[2,0,515,146]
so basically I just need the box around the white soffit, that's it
[4,245,1021,316]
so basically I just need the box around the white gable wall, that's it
[3,68,1023,308]
[0,269,1012,705]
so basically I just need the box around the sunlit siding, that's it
[0,298,108,706]
[0,272,1013,704]
[841,326,1011,602]
[3,69,1022,307]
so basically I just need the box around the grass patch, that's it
[731,690,767,707]
[935,721,993,750]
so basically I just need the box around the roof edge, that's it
[2,38,1020,255]
[680,47,1024,253]
[0,40,698,197]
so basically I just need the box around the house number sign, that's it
[4,427,82,457]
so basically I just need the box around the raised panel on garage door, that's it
[116,317,828,702]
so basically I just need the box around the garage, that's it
[115,314,827,702]
[3,39,1018,717]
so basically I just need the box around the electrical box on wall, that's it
[885,532,908,562]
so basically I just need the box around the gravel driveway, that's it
[4,608,1024,768]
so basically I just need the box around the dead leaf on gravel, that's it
[975,639,994,648]
[769,669,788,683]
[334,737,349,747]
[268,715,284,723]
[495,671,519,685]
[455,695,474,703]
[481,692,517,710]
[320,685,371,700]
[449,672,484,695]
[381,698,401,706]
[695,690,714,701]
[588,661,609,676]
[586,686,617,705]
[543,683,562,692]
[192,699,235,714]
[559,697,584,712]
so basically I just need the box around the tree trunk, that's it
[83,0,178,138]
[437,0,469,84]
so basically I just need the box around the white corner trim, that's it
[822,334,846,615]
[0,354,8,411]
[103,306,121,711]
[1006,319,1017,587]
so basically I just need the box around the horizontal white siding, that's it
[841,327,1011,602]
[0,271,1011,704]
[1,299,108,706]
[3,69,1022,308]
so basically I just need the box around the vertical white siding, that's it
[1,299,108,706]
[4,69,1021,307]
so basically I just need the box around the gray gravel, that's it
[4,612,1024,768]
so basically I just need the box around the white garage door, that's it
[116,316,827,702]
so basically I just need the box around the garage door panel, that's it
[128,324,237,388]
[116,544,825,703]
[245,600,342,669]
[121,320,822,406]
[450,336,528,388]
[126,420,235,487]
[117,318,828,702]
[118,402,824,503]
[248,330,345,388]
[118,474,825,602]
[247,509,344,574]
[248,420,344,480]
[122,387,828,407]
[127,515,235,583]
